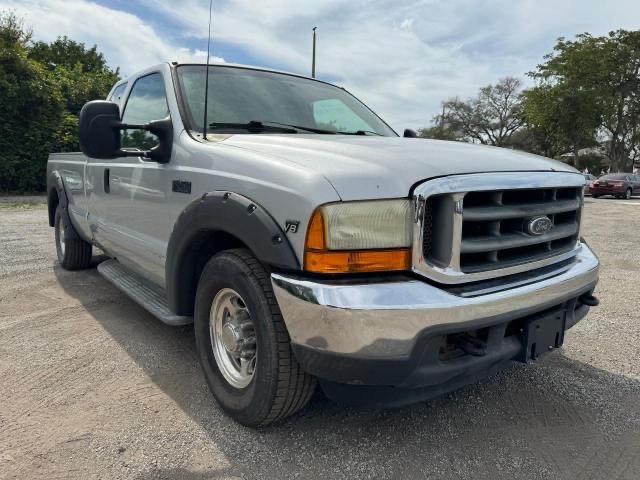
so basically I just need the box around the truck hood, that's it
[221,135,579,200]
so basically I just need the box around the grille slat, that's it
[463,198,580,221]
[461,222,579,253]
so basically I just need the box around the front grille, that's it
[415,173,585,283]
[457,187,582,272]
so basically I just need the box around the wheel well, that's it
[173,230,248,316]
[48,188,59,227]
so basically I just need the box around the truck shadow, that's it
[54,266,640,480]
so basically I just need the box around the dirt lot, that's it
[1,197,639,480]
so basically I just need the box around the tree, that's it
[522,83,601,165]
[419,77,525,147]
[418,107,460,141]
[30,36,119,116]
[0,12,64,192]
[527,31,640,171]
[0,12,119,192]
[30,36,109,73]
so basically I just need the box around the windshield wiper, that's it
[260,121,338,134]
[207,120,384,136]
[340,130,384,136]
[208,121,298,133]
[266,122,384,136]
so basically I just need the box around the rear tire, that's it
[194,249,316,427]
[54,206,92,270]
[592,195,600,199]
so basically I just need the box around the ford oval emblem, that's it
[527,216,553,235]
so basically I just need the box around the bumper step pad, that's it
[97,259,192,326]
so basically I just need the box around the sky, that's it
[3,0,639,131]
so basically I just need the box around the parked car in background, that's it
[590,173,639,199]
[583,173,596,195]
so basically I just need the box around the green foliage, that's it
[524,30,640,170]
[0,12,119,193]
[30,36,110,73]
[575,152,605,174]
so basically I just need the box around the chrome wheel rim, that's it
[209,288,257,389]
[57,219,66,257]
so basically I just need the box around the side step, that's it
[97,259,193,326]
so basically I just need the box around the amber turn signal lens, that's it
[305,209,326,250]
[304,249,411,274]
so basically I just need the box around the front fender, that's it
[165,191,300,315]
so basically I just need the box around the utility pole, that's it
[311,27,317,78]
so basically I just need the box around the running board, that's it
[97,259,193,326]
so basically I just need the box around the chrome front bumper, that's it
[271,243,599,359]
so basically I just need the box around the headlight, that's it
[304,199,412,274]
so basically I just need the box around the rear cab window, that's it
[108,82,128,107]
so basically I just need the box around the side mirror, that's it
[78,100,173,163]
[403,128,418,138]
[79,101,121,158]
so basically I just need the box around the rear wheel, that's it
[54,206,92,270]
[194,249,316,427]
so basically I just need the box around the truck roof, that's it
[116,61,336,89]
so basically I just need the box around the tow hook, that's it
[579,293,599,307]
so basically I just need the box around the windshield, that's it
[175,65,396,136]
[601,174,628,180]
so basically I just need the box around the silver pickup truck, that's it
[47,62,600,427]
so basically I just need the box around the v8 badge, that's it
[285,220,300,234]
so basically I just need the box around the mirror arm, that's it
[114,122,147,131]
[112,117,173,163]
[115,149,152,158]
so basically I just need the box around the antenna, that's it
[202,0,213,140]
[311,27,317,78]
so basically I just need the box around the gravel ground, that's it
[0,198,639,480]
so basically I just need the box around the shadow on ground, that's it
[54,265,640,480]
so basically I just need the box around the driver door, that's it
[90,72,172,285]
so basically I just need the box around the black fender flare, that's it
[48,171,80,240]
[166,191,300,315]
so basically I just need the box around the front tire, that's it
[194,249,316,427]
[54,206,92,270]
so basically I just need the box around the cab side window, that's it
[121,73,169,150]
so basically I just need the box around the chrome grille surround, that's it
[412,172,586,284]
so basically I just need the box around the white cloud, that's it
[399,18,414,32]
[138,0,640,130]
[2,0,639,131]
[0,0,223,76]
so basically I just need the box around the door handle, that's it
[104,168,110,194]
